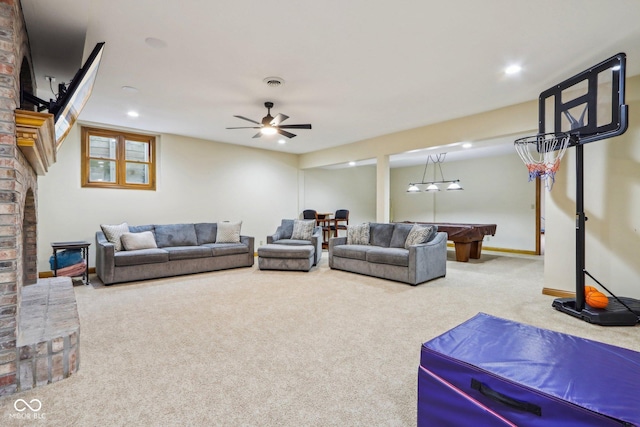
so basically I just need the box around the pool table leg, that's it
[470,241,483,259]
[453,241,483,262]
[453,242,471,262]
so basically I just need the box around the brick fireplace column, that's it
[0,0,40,396]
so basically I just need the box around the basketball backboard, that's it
[538,53,628,146]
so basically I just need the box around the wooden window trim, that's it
[81,126,156,190]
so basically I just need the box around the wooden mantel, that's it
[15,109,56,175]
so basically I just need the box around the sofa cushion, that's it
[154,223,198,247]
[216,221,242,243]
[366,247,410,267]
[129,224,154,234]
[121,231,158,251]
[258,244,314,259]
[114,248,169,266]
[390,223,414,248]
[369,223,394,247]
[291,219,315,240]
[347,223,370,245]
[331,244,372,261]
[100,222,129,251]
[273,239,314,246]
[164,246,213,261]
[204,242,249,256]
[195,223,217,245]
[405,224,436,249]
[279,219,295,239]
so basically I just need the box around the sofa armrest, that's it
[408,232,447,284]
[266,233,279,244]
[328,236,347,268]
[310,226,323,265]
[267,226,284,244]
[95,231,116,284]
[240,235,255,265]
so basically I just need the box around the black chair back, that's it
[335,209,349,220]
[303,209,317,220]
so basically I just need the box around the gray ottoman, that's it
[258,244,315,272]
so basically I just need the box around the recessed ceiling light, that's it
[127,111,139,118]
[505,64,522,75]
[348,161,356,166]
[278,139,286,144]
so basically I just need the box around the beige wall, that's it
[302,166,377,226]
[299,101,537,170]
[37,124,299,271]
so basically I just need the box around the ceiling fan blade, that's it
[252,131,262,139]
[270,113,289,126]
[278,124,312,130]
[226,126,261,129]
[277,129,297,138]
[233,115,261,125]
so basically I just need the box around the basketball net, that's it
[514,133,570,190]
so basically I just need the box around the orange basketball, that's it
[584,285,597,297]
[586,291,608,309]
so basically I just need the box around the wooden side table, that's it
[51,241,91,285]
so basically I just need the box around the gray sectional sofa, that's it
[328,222,447,285]
[96,222,254,285]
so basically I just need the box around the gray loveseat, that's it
[328,222,446,285]
[266,219,323,266]
[96,223,254,285]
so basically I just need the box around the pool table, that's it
[403,222,497,262]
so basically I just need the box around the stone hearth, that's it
[16,277,80,389]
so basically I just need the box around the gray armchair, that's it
[267,219,323,265]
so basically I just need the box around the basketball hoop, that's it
[514,132,571,190]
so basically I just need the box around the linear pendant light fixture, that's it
[407,153,463,192]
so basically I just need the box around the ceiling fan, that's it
[226,101,312,139]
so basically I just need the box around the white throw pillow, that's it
[100,222,129,251]
[291,220,315,241]
[216,221,242,243]
[120,231,157,251]
[404,225,434,249]
[347,223,370,245]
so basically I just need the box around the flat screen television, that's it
[51,41,105,146]
[22,41,105,147]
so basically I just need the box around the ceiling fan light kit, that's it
[260,126,277,135]
[227,101,312,139]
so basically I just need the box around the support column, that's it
[376,154,390,223]
[297,169,305,218]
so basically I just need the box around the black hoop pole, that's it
[575,143,586,311]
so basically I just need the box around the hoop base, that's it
[553,297,640,326]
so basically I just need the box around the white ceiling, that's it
[20,0,640,168]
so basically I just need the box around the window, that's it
[81,127,156,190]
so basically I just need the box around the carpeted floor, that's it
[1,251,639,426]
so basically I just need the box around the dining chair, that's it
[330,209,349,237]
[302,209,317,220]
